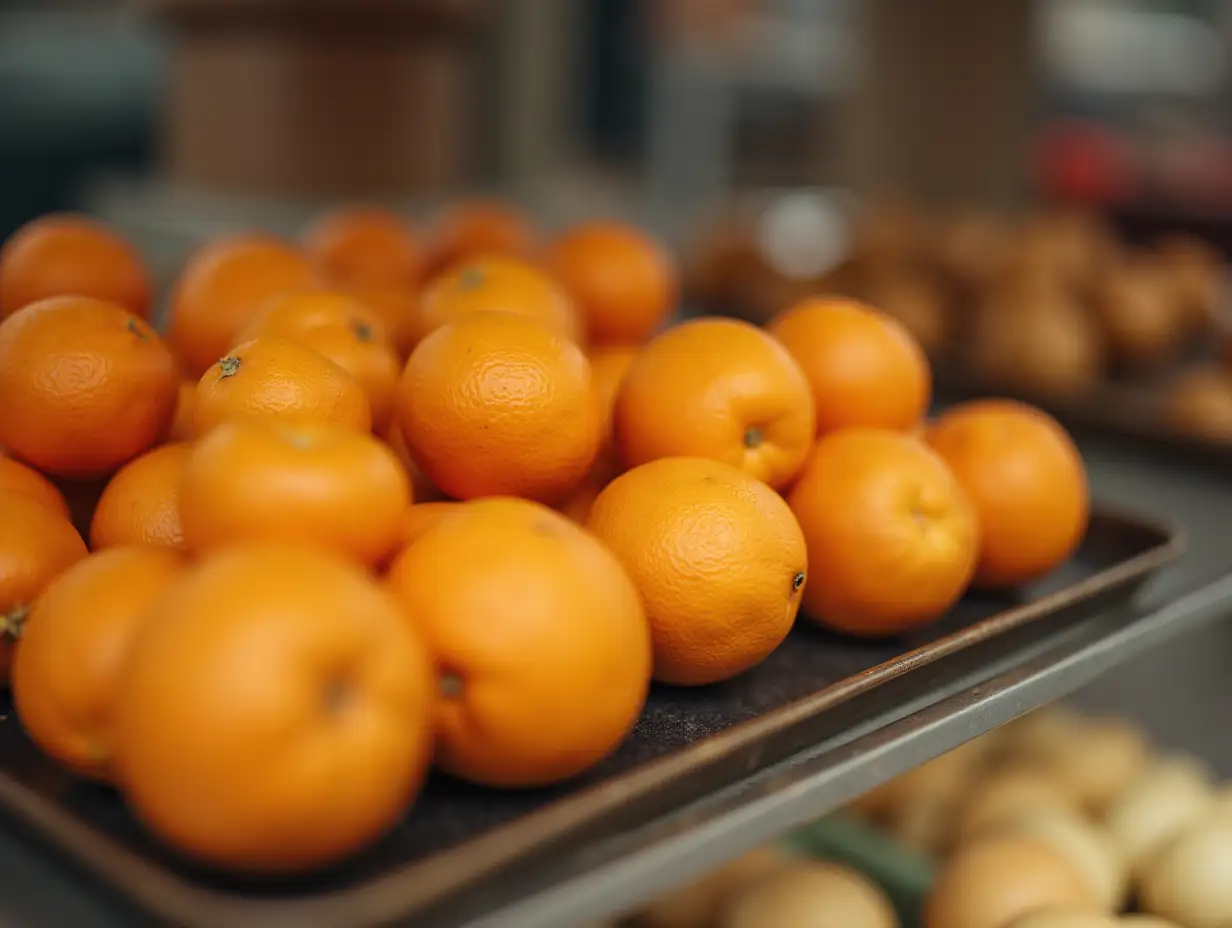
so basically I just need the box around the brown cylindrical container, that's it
[144,0,487,199]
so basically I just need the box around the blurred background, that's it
[4,0,1232,766]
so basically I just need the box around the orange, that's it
[113,544,434,873]
[402,255,583,353]
[181,419,409,567]
[194,336,372,436]
[557,456,620,524]
[546,221,677,345]
[90,443,190,551]
[303,206,422,288]
[768,297,932,436]
[167,381,198,443]
[394,501,461,553]
[589,344,640,456]
[12,547,185,780]
[787,429,979,636]
[0,457,69,519]
[587,457,807,685]
[613,317,815,490]
[237,290,399,431]
[0,491,88,683]
[0,296,180,478]
[926,400,1090,589]
[425,199,538,276]
[0,214,151,320]
[385,498,649,787]
[397,312,600,503]
[165,234,321,378]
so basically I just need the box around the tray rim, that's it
[0,505,1185,928]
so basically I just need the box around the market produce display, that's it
[687,197,1232,446]
[0,205,1095,879]
[846,702,1232,928]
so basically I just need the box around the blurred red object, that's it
[1035,120,1140,206]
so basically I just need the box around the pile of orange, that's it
[0,203,1089,875]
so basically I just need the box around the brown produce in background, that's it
[1165,367,1232,443]
[1092,255,1187,373]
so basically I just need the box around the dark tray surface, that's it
[0,506,1181,927]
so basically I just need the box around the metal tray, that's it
[0,507,1182,928]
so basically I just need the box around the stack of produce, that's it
[850,703,1232,928]
[0,202,1087,879]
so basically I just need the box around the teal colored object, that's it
[786,812,936,928]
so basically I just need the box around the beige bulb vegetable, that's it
[638,847,789,928]
[1036,718,1150,815]
[1104,761,1212,872]
[1003,911,1120,928]
[720,861,898,928]
[1138,819,1232,928]
[994,810,1128,912]
[956,769,1076,844]
[924,835,1097,928]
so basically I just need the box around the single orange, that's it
[768,297,932,436]
[0,491,88,683]
[0,297,179,478]
[613,317,815,490]
[165,234,321,378]
[425,199,538,276]
[588,457,807,685]
[113,544,435,873]
[90,443,191,551]
[303,206,422,288]
[193,336,372,436]
[788,429,979,636]
[403,255,583,353]
[397,312,600,503]
[926,400,1090,589]
[0,214,151,320]
[180,420,409,567]
[12,547,186,779]
[546,221,677,345]
[0,457,70,520]
[385,498,650,787]
[238,290,399,432]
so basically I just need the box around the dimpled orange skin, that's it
[165,235,321,378]
[0,457,70,519]
[788,429,979,636]
[302,206,422,288]
[90,443,190,551]
[546,221,677,346]
[768,297,932,436]
[112,545,435,873]
[0,214,151,320]
[385,498,650,787]
[193,337,372,436]
[613,317,816,491]
[397,312,601,503]
[926,400,1090,589]
[0,491,88,683]
[403,255,584,353]
[237,290,399,430]
[11,547,185,780]
[180,420,409,568]
[587,457,807,686]
[0,297,180,478]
